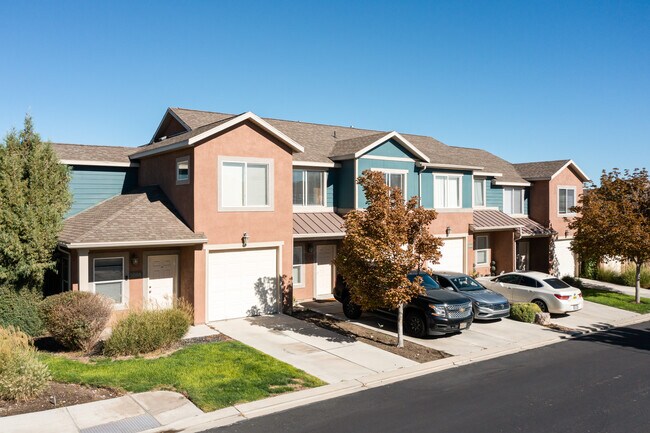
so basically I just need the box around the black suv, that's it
[334,272,474,337]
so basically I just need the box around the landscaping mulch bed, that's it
[0,382,122,417]
[292,309,449,363]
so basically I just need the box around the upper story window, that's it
[176,156,190,185]
[473,178,486,207]
[558,187,576,215]
[219,157,273,211]
[293,170,324,207]
[503,187,524,215]
[434,175,462,208]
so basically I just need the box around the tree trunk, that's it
[397,303,404,348]
[635,262,642,304]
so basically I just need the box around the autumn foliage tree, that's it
[334,170,442,347]
[569,168,650,303]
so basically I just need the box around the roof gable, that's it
[514,159,589,182]
[329,131,430,162]
[151,108,191,143]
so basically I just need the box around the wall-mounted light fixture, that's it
[130,253,139,266]
[242,232,249,247]
[446,226,452,237]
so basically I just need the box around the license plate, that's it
[571,304,580,311]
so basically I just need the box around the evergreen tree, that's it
[0,115,71,289]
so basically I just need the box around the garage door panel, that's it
[555,240,575,277]
[428,238,464,273]
[208,249,278,321]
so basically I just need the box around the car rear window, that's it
[544,278,571,289]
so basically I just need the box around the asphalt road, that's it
[205,320,650,433]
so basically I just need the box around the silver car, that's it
[431,271,510,320]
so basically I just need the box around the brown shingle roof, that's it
[59,186,206,246]
[513,160,571,180]
[329,132,389,158]
[52,143,136,165]
[293,212,345,239]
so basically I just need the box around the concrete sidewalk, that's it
[1,391,202,433]
[209,315,417,383]
[581,278,650,299]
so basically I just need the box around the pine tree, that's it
[0,115,71,289]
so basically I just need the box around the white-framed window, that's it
[473,178,486,207]
[293,170,325,206]
[558,187,576,215]
[434,174,462,208]
[176,156,190,185]
[292,246,304,288]
[503,187,524,215]
[93,257,125,304]
[219,157,273,211]
[474,235,490,265]
[371,168,407,194]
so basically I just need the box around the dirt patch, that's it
[0,382,123,417]
[292,309,448,363]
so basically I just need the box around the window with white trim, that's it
[503,187,524,214]
[292,246,304,287]
[293,170,325,206]
[474,235,489,265]
[434,175,462,208]
[93,257,124,304]
[473,178,486,207]
[220,158,272,209]
[176,156,190,184]
[383,172,405,192]
[558,187,576,214]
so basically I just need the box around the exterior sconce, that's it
[130,253,139,266]
[242,232,249,247]
[446,226,452,237]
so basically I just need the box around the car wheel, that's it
[405,311,427,338]
[532,299,548,313]
[342,298,362,319]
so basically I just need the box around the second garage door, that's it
[429,238,465,273]
[555,239,576,277]
[207,248,278,322]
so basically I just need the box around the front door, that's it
[147,254,178,309]
[315,245,336,298]
[516,241,529,271]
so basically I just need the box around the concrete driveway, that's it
[301,300,640,357]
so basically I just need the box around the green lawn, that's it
[40,341,324,411]
[580,288,650,314]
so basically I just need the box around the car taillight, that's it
[554,294,570,300]
[578,292,583,298]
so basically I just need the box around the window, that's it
[293,170,324,206]
[503,187,524,214]
[474,235,489,265]
[496,274,521,284]
[220,158,272,210]
[558,187,576,214]
[434,175,462,208]
[473,178,486,207]
[292,246,304,288]
[176,156,190,184]
[384,172,405,192]
[520,276,542,288]
[93,257,124,304]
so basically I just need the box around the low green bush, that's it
[620,265,650,288]
[561,276,584,289]
[0,286,44,337]
[510,303,542,323]
[0,326,51,401]
[41,291,113,352]
[103,301,193,356]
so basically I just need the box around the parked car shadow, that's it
[575,326,650,352]
[244,315,356,344]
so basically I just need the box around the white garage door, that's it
[429,238,465,273]
[208,248,278,321]
[555,239,576,277]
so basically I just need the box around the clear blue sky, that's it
[1,0,648,181]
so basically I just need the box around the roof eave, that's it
[60,159,139,168]
[417,162,484,171]
[150,108,191,144]
[60,238,208,249]
[129,139,191,159]
[492,180,531,187]
[354,131,430,163]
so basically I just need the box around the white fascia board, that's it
[354,131,430,163]
[550,160,590,182]
[493,180,531,187]
[473,171,502,177]
[129,140,191,159]
[60,159,140,168]
[293,233,345,239]
[188,112,305,153]
[292,161,340,168]
[150,108,191,143]
[417,162,484,171]
[62,238,207,249]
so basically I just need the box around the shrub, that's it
[0,326,51,401]
[510,303,542,323]
[41,291,113,352]
[103,301,193,356]
[620,265,650,288]
[562,276,584,289]
[0,286,44,337]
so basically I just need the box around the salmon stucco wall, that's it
[429,211,473,236]
[549,166,584,239]
[490,231,515,274]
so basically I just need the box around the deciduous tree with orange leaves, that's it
[334,170,442,347]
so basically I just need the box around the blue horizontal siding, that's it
[365,139,414,159]
[67,166,138,217]
[486,181,503,210]
[356,159,418,208]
